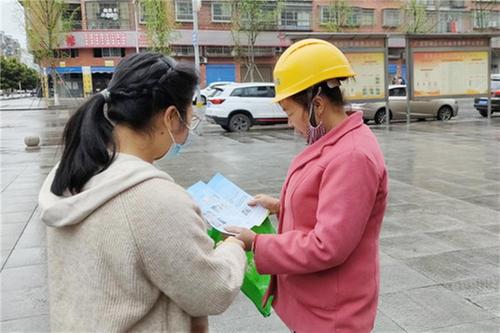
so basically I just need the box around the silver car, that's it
[359,85,459,124]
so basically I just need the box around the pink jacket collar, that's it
[289,111,364,176]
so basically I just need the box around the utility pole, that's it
[133,0,140,53]
[192,0,204,134]
[192,0,202,102]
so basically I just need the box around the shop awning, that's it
[54,66,82,74]
[91,66,115,73]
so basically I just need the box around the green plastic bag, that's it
[207,218,275,317]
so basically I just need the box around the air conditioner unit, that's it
[488,21,498,28]
[274,47,283,54]
[200,56,208,64]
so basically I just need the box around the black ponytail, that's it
[51,93,116,195]
[51,52,198,195]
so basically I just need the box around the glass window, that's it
[94,48,124,58]
[172,45,195,56]
[138,1,146,24]
[231,88,244,97]
[389,88,406,97]
[210,88,225,97]
[267,86,276,98]
[243,86,272,98]
[175,1,193,22]
[491,79,500,91]
[348,7,374,26]
[383,9,400,27]
[320,6,332,25]
[474,10,500,29]
[280,7,311,29]
[212,3,232,22]
[360,8,374,26]
[205,46,232,57]
[57,49,79,58]
[85,1,131,30]
[63,4,82,29]
[437,11,466,32]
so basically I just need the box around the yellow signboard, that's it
[104,60,114,67]
[342,52,385,101]
[413,51,489,97]
[82,66,93,97]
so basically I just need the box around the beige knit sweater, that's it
[39,154,247,332]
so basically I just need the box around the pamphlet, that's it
[187,173,268,233]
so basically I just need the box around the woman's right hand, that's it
[248,194,280,215]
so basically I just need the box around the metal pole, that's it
[133,0,140,53]
[405,35,411,125]
[487,37,492,120]
[192,0,201,103]
[384,35,390,128]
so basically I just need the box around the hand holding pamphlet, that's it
[187,173,275,317]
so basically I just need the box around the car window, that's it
[210,88,224,97]
[267,86,276,98]
[244,86,272,98]
[230,88,244,97]
[491,79,500,91]
[390,88,406,97]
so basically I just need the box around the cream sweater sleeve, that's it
[124,178,247,317]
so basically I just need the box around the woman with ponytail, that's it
[39,53,246,332]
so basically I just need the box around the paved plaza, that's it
[1,98,499,332]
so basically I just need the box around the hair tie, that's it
[100,89,111,102]
[326,79,341,89]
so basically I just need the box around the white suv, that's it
[205,83,287,132]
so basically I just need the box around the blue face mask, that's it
[158,109,199,161]
[163,129,190,160]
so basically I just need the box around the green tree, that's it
[141,0,177,55]
[323,0,354,32]
[474,0,499,31]
[231,0,283,82]
[21,0,73,102]
[404,0,429,33]
[0,56,39,90]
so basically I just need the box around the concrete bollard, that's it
[24,135,40,150]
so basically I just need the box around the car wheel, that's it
[478,109,488,118]
[201,95,207,105]
[374,109,390,125]
[437,106,453,121]
[228,113,251,132]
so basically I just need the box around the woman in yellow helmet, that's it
[227,39,389,333]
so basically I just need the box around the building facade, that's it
[43,0,500,97]
[1,31,21,59]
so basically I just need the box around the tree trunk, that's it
[49,59,60,106]
[248,35,255,82]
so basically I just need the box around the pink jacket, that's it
[254,112,388,333]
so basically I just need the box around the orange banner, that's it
[343,52,386,101]
[413,51,489,97]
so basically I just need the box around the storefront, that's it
[91,66,114,93]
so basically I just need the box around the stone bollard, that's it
[24,135,41,151]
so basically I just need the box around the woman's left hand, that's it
[225,227,256,252]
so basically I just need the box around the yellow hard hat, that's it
[273,38,356,103]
